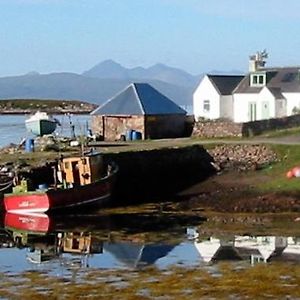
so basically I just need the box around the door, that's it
[71,162,81,186]
[248,102,257,121]
[261,101,270,119]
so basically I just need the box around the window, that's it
[203,100,210,112]
[253,75,258,84]
[250,73,266,86]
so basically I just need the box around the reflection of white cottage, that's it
[194,238,223,263]
[277,237,300,261]
[194,237,239,263]
[194,235,297,264]
[234,236,287,263]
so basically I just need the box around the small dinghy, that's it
[25,111,60,136]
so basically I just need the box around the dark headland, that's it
[0,99,97,114]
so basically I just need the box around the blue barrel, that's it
[125,129,133,141]
[25,138,34,152]
[132,131,142,140]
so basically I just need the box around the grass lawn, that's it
[258,144,300,192]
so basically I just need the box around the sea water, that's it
[0,114,91,147]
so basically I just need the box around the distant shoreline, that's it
[0,99,96,115]
[0,110,92,115]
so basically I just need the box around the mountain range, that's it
[0,60,243,107]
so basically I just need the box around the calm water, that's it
[0,114,91,147]
[0,212,299,277]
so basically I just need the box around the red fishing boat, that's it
[2,152,118,213]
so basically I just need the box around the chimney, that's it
[249,50,268,72]
[249,55,258,72]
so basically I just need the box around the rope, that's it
[0,181,13,192]
[0,179,13,186]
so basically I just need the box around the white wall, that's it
[233,93,257,122]
[193,75,220,120]
[275,99,286,118]
[283,93,300,116]
[259,87,276,119]
[220,95,233,120]
[233,88,276,122]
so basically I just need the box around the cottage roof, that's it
[207,75,244,95]
[268,87,284,99]
[234,67,300,94]
[91,83,186,116]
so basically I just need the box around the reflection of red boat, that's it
[3,152,118,213]
[5,212,51,233]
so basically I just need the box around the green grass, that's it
[258,144,300,192]
[258,126,300,138]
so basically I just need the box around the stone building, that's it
[91,83,186,140]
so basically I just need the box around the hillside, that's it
[0,71,195,106]
[0,60,243,107]
[82,60,200,88]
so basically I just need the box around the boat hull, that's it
[25,119,57,136]
[5,212,51,233]
[4,168,117,213]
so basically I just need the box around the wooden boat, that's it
[2,152,118,213]
[25,111,59,136]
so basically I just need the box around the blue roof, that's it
[91,83,186,116]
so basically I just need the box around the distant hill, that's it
[82,60,200,88]
[0,60,242,107]
[0,72,194,106]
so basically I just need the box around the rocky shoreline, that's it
[0,99,97,115]
[0,110,92,115]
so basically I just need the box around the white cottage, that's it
[233,66,300,122]
[193,74,244,121]
[194,51,300,123]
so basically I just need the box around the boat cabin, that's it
[59,153,104,187]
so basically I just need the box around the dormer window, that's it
[250,72,266,87]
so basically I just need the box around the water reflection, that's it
[0,211,203,274]
[192,232,300,265]
[0,212,299,277]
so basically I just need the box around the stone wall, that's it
[208,144,278,172]
[192,114,300,138]
[92,114,187,141]
[91,115,144,141]
[242,114,300,136]
[192,120,243,138]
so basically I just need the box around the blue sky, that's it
[1,0,300,76]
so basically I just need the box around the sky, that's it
[1,0,300,77]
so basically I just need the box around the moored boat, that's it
[25,111,59,136]
[2,152,118,213]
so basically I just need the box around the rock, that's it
[208,144,277,172]
[34,135,60,152]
